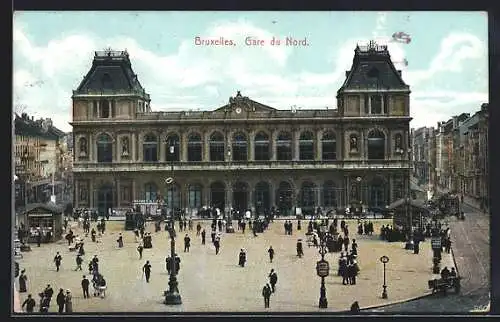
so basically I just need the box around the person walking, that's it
[268,269,278,293]
[238,248,247,267]
[262,283,272,308]
[211,229,216,244]
[43,284,54,307]
[75,254,83,271]
[36,230,42,247]
[201,229,206,245]
[22,294,36,313]
[137,243,144,259]
[196,223,202,236]
[19,269,28,293]
[296,239,303,257]
[214,236,221,255]
[64,290,73,313]
[56,288,66,314]
[268,246,275,263]
[184,234,191,252]
[350,301,360,314]
[117,233,123,248]
[81,275,90,299]
[143,260,152,283]
[53,252,62,272]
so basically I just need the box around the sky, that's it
[13,11,488,133]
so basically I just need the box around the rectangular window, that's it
[364,95,369,114]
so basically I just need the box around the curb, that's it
[359,244,459,312]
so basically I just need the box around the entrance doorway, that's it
[254,181,270,215]
[210,181,226,210]
[233,181,249,213]
[97,184,114,217]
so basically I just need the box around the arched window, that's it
[322,132,336,160]
[143,133,158,162]
[370,95,382,114]
[394,133,403,153]
[277,181,293,216]
[299,131,314,160]
[368,129,386,160]
[166,134,180,162]
[188,133,202,161]
[254,132,270,161]
[99,99,112,118]
[97,133,113,163]
[232,132,247,161]
[254,181,271,211]
[144,182,157,202]
[277,132,292,161]
[368,177,386,208]
[165,184,181,209]
[79,137,88,157]
[300,181,316,208]
[209,131,225,161]
[188,184,202,209]
[322,181,337,207]
[210,181,226,210]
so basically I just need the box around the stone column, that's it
[344,175,350,207]
[203,185,210,208]
[89,178,94,209]
[88,133,94,162]
[248,129,255,161]
[181,131,188,162]
[116,178,121,207]
[203,131,210,162]
[293,129,300,161]
[270,182,276,208]
[226,181,233,214]
[137,132,143,162]
[316,129,322,161]
[249,188,254,213]
[132,179,136,203]
[75,180,80,208]
[368,95,372,114]
[159,132,166,162]
[316,183,321,208]
[381,95,385,114]
[271,130,277,161]
[226,133,232,162]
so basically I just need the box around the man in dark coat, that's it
[54,252,62,272]
[296,239,303,257]
[262,283,272,308]
[196,223,202,236]
[143,260,152,283]
[201,229,206,245]
[43,284,54,307]
[211,230,216,244]
[56,288,65,313]
[269,269,278,292]
[268,246,275,263]
[137,244,144,259]
[75,254,83,271]
[214,236,221,254]
[81,275,90,299]
[238,249,247,267]
[339,254,348,285]
[184,234,191,252]
[36,230,42,247]
[22,294,36,313]
[343,236,350,252]
[241,221,246,233]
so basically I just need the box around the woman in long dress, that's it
[64,290,73,313]
[19,270,27,292]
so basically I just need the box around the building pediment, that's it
[214,91,278,115]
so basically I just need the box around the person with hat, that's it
[268,269,278,293]
[238,249,247,267]
[137,243,144,259]
[184,234,191,252]
[214,236,221,255]
[19,269,28,293]
[339,253,348,285]
[296,239,303,258]
[64,290,73,313]
[56,288,66,313]
[81,275,90,299]
[143,260,152,283]
[75,254,83,271]
[43,284,54,307]
[53,252,62,272]
[268,246,275,263]
[117,233,124,248]
[22,294,36,313]
[201,229,206,245]
[262,283,272,308]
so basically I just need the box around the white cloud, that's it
[13,18,487,133]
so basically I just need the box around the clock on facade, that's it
[235,107,242,114]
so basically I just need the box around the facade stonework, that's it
[72,45,412,216]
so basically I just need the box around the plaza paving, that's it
[14,219,454,313]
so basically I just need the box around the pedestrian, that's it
[56,288,66,314]
[262,283,272,308]
[339,254,348,285]
[268,269,278,293]
[88,261,93,275]
[268,246,274,263]
[81,275,90,299]
[350,301,360,314]
[238,248,247,267]
[241,221,246,233]
[117,233,123,248]
[137,243,144,259]
[91,228,97,242]
[196,223,202,236]
[296,239,303,257]
[43,284,54,307]
[19,269,28,293]
[201,229,206,245]
[22,294,36,313]
[351,239,358,255]
[36,230,42,247]
[184,234,191,252]
[188,219,193,231]
[64,290,73,313]
[75,254,83,271]
[54,252,62,272]
[445,237,452,253]
[214,236,221,255]
[351,260,360,285]
[297,219,301,231]
[343,236,349,252]
[143,260,152,283]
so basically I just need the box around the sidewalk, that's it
[462,196,488,214]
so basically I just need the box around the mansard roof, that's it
[338,41,409,94]
[74,49,149,99]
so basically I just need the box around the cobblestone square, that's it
[15,219,449,312]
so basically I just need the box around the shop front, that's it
[22,203,63,243]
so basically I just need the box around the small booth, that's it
[388,198,430,229]
[22,203,63,243]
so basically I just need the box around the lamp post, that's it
[164,144,182,305]
[226,148,235,233]
[380,255,389,299]
[405,171,414,250]
[316,224,329,308]
[356,176,362,217]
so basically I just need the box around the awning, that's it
[28,213,53,217]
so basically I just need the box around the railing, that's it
[73,159,411,172]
